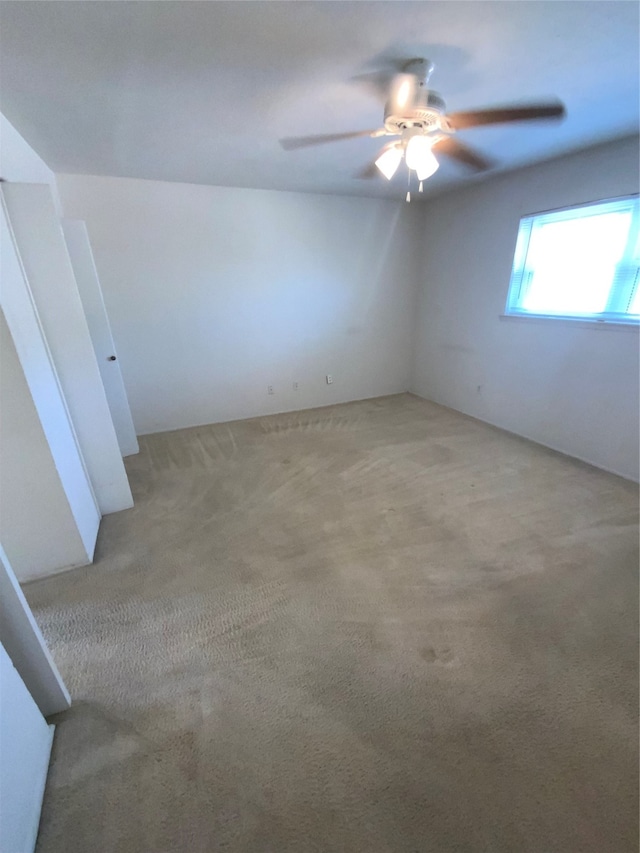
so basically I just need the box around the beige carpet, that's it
[26,394,638,853]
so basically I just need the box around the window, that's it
[505,195,640,324]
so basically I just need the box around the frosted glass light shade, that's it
[405,136,439,181]
[375,146,403,180]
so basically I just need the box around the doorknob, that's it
[107,355,116,361]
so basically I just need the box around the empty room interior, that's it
[0,2,638,852]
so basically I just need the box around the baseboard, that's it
[408,392,639,483]
[136,390,413,438]
[20,558,92,586]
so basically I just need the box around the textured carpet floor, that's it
[26,394,638,853]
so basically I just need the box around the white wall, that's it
[0,544,70,717]
[0,313,92,579]
[0,641,54,853]
[412,136,640,481]
[0,112,61,214]
[55,141,638,477]
[57,174,422,434]
[0,111,118,579]
[0,110,132,581]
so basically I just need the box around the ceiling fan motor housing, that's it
[384,89,447,135]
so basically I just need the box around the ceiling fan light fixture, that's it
[405,135,439,181]
[375,145,403,180]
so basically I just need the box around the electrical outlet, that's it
[292,382,299,391]
[326,374,333,385]
[267,385,275,395]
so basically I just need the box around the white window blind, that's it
[505,195,639,324]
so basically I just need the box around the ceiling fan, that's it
[280,59,565,197]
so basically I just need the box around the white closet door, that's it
[0,642,55,853]
[62,219,138,457]
[1,183,133,514]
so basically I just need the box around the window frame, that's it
[504,194,640,327]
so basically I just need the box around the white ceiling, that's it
[0,1,638,200]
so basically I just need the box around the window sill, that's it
[499,313,639,332]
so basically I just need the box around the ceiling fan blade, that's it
[387,72,418,115]
[280,129,379,150]
[432,136,495,172]
[351,56,429,102]
[356,161,381,180]
[351,69,397,102]
[447,101,565,130]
